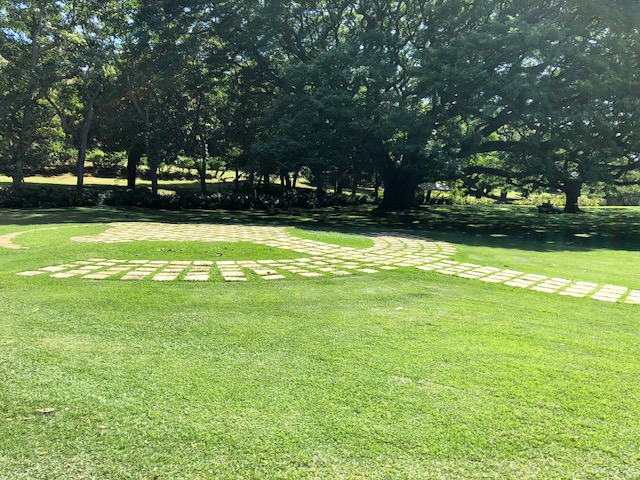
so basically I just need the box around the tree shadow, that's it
[0,205,639,252]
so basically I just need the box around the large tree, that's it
[0,1,67,186]
[44,1,121,191]
[116,2,191,195]
[461,0,640,211]
[210,0,640,209]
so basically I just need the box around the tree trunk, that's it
[199,156,207,195]
[424,190,432,204]
[127,142,143,190]
[563,180,582,213]
[12,13,44,190]
[76,139,86,192]
[373,171,381,199]
[140,116,158,195]
[76,95,96,192]
[150,159,159,196]
[11,142,28,189]
[11,95,37,189]
[249,172,256,196]
[378,167,420,210]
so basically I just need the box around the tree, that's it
[44,1,121,191]
[222,0,640,209]
[463,0,640,212]
[0,1,66,186]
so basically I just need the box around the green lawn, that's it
[1,206,639,479]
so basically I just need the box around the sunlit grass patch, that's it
[286,227,375,249]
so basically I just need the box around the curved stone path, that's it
[11,222,640,305]
[0,228,51,249]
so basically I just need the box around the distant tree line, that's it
[1,0,639,211]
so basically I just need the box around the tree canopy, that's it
[1,0,638,209]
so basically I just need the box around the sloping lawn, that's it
[0,206,638,479]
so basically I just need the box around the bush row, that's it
[0,187,102,208]
[0,186,370,210]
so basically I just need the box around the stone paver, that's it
[16,271,45,276]
[11,222,637,305]
[625,290,640,304]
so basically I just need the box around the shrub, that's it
[453,196,497,206]
[605,186,640,206]
[0,186,100,208]
[92,150,125,177]
[0,186,372,211]
[513,193,604,207]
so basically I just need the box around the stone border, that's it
[0,226,74,250]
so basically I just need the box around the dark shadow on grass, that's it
[1,205,639,252]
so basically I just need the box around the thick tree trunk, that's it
[11,146,27,189]
[199,156,207,195]
[76,97,96,192]
[378,168,420,210]
[11,100,36,189]
[76,140,86,192]
[373,171,381,199]
[127,143,143,190]
[12,14,43,190]
[563,180,582,213]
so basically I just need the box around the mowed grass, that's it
[0,206,639,479]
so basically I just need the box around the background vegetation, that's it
[1,0,639,211]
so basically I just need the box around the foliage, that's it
[1,0,639,209]
[0,185,369,210]
[512,193,604,207]
[0,186,100,208]
[605,185,640,206]
[90,150,126,177]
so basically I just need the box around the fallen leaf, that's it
[35,408,55,414]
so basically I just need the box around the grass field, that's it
[1,205,639,479]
